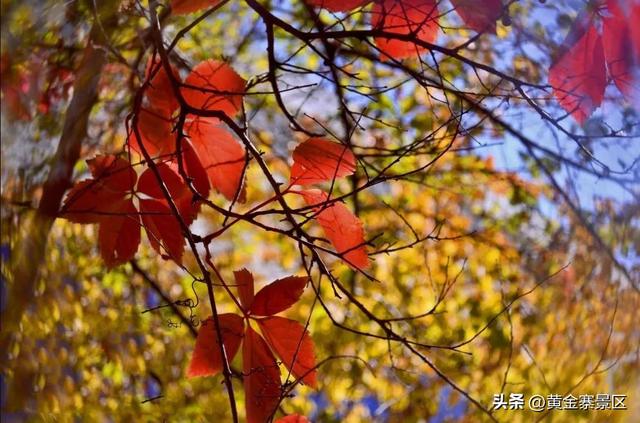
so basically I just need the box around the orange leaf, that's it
[250,276,309,316]
[181,60,245,117]
[171,0,222,15]
[301,189,369,270]
[243,327,281,423]
[549,24,606,124]
[185,117,246,202]
[305,0,369,12]
[139,199,185,263]
[187,313,244,378]
[290,138,356,186]
[451,0,502,34]
[234,268,255,311]
[258,316,317,388]
[371,0,439,60]
[97,197,141,268]
[144,57,180,115]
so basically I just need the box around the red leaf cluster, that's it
[61,155,201,266]
[306,0,504,59]
[187,270,317,423]
[62,55,249,266]
[133,57,247,200]
[549,1,640,123]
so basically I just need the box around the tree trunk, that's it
[2,6,117,412]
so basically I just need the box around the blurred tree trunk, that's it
[2,4,117,412]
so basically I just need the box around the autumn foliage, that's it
[3,0,638,422]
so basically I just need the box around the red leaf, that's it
[603,15,639,100]
[234,268,255,311]
[187,313,244,378]
[549,24,606,124]
[275,415,310,423]
[450,0,502,34]
[137,163,186,199]
[243,327,281,423]
[258,316,317,388]
[179,138,212,198]
[171,0,222,15]
[137,163,200,225]
[185,117,246,202]
[62,180,124,223]
[300,189,369,270]
[97,198,141,267]
[144,57,180,115]
[181,60,246,117]
[87,155,137,192]
[250,276,309,316]
[139,199,185,263]
[290,138,356,186]
[62,155,136,223]
[130,108,174,158]
[62,156,140,266]
[371,0,439,60]
[631,5,640,60]
[305,0,369,12]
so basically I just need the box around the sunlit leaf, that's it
[181,60,245,117]
[290,138,356,186]
[234,268,255,311]
[144,57,180,115]
[185,117,246,202]
[603,15,638,100]
[97,198,140,268]
[371,0,439,60]
[258,316,317,388]
[137,163,200,225]
[139,199,184,263]
[300,189,369,270]
[87,155,137,192]
[250,276,308,316]
[243,327,281,423]
[187,313,244,378]
[549,24,606,123]
[275,415,310,423]
[130,108,174,158]
[62,156,136,224]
